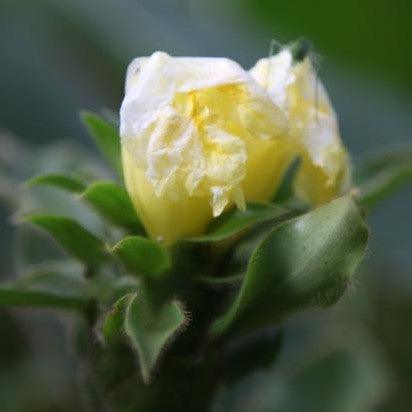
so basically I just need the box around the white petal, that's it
[120,51,286,217]
[125,57,149,93]
[249,50,294,109]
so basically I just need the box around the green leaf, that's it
[211,197,368,338]
[81,181,143,232]
[125,293,186,382]
[102,294,133,344]
[22,214,106,268]
[25,173,86,193]
[0,176,17,208]
[271,156,302,203]
[112,236,170,278]
[355,145,412,181]
[0,287,87,311]
[189,203,291,242]
[14,270,90,298]
[80,111,122,177]
[0,279,89,311]
[354,145,412,209]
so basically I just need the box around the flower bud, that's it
[249,48,350,205]
[120,52,293,244]
[120,50,349,244]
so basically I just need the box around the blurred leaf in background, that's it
[0,0,411,411]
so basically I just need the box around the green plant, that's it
[0,106,411,411]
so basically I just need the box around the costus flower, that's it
[120,49,350,244]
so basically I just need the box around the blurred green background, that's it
[0,0,411,411]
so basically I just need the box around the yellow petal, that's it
[120,52,290,244]
[249,50,351,205]
[122,146,212,244]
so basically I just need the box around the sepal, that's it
[124,291,187,383]
[210,197,368,339]
[189,203,291,243]
[112,236,170,278]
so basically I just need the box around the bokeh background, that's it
[0,0,411,411]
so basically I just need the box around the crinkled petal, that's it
[249,50,351,204]
[249,50,295,109]
[121,51,286,219]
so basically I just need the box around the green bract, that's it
[0,109,409,412]
[210,197,368,338]
[125,293,186,382]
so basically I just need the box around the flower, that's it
[120,49,350,244]
[249,49,350,205]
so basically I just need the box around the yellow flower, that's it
[120,52,293,244]
[120,50,350,244]
[249,49,350,205]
